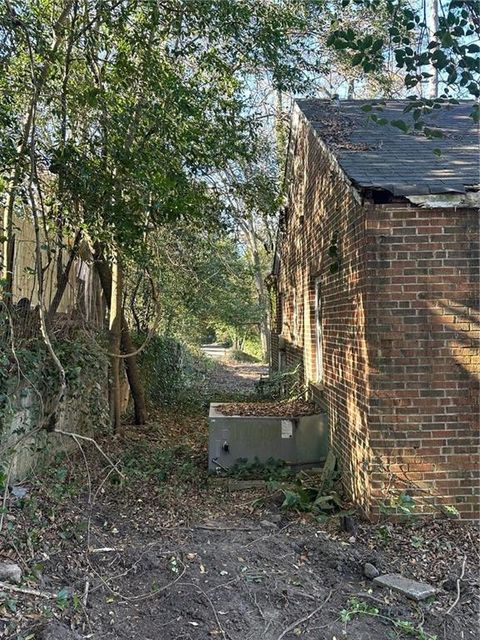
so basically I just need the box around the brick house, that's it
[270,100,479,519]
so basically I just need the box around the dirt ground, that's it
[1,361,478,640]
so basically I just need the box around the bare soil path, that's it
[204,359,268,395]
[1,361,478,639]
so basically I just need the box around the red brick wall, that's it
[275,108,374,514]
[366,204,479,520]
[272,105,480,520]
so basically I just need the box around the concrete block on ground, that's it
[373,573,436,601]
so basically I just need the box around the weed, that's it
[254,365,304,400]
[56,587,71,611]
[1,596,17,614]
[274,465,352,521]
[376,524,393,545]
[340,597,437,640]
[227,457,294,481]
[59,520,87,542]
[122,442,199,485]
[439,504,460,519]
[380,491,417,518]
[411,535,424,549]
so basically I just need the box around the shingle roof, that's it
[296,99,479,196]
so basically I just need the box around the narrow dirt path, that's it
[205,360,268,395]
[1,366,478,639]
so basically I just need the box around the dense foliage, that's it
[0,0,478,421]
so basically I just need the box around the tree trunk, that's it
[47,230,81,323]
[109,258,123,431]
[242,216,270,362]
[1,0,75,300]
[120,315,147,425]
[94,246,147,425]
[427,0,439,98]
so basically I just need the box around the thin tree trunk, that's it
[109,257,122,431]
[120,317,147,425]
[1,0,75,300]
[427,0,439,98]
[241,216,270,362]
[56,3,78,294]
[46,230,81,322]
[94,246,147,425]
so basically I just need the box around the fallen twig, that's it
[446,555,467,615]
[179,582,232,640]
[82,578,90,607]
[275,589,333,640]
[0,582,54,599]
[351,591,388,606]
[54,429,125,480]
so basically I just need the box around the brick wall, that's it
[275,108,374,514]
[272,105,480,520]
[366,204,479,519]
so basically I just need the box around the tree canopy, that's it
[0,0,478,421]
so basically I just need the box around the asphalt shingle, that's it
[297,99,479,196]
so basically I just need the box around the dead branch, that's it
[179,582,232,640]
[70,431,92,505]
[0,582,54,599]
[53,429,126,480]
[275,589,333,640]
[446,555,467,615]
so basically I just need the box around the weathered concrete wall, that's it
[2,372,109,482]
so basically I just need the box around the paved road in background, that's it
[200,343,232,360]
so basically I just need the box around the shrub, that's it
[137,334,212,408]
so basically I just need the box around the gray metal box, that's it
[208,403,329,472]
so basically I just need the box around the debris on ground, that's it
[217,399,317,417]
[0,360,478,639]
[0,563,22,585]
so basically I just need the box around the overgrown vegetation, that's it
[0,0,478,434]
[0,316,109,440]
[341,596,438,640]
[136,335,213,409]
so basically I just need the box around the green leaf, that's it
[433,148,442,157]
[351,53,363,66]
[390,119,409,133]
[424,127,444,139]
[56,587,70,610]
[371,38,383,53]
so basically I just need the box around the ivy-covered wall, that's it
[0,334,110,482]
